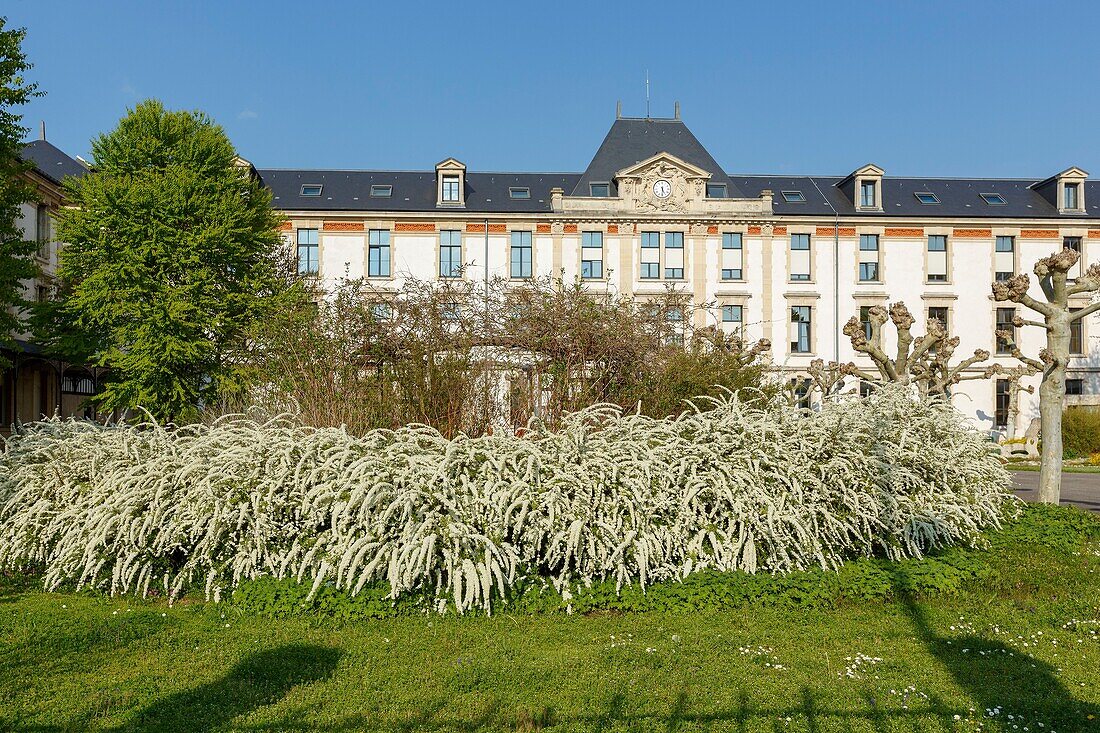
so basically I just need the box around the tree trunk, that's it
[1038,318,1069,504]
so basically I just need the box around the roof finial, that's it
[645,70,650,119]
[616,100,622,119]
[674,101,680,120]
[39,120,45,141]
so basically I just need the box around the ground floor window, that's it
[994,379,1009,430]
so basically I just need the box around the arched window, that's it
[62,373,96,395]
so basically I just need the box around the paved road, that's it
[1011,470,1100,513]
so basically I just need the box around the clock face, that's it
[652,179,672,199]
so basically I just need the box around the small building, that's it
[1,135,101,431]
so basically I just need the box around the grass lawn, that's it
[2,506,1099,733]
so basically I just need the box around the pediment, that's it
[435,157,467,172]
[854,163,884,177]
[615,152,712,180]
[1058,166,1089,180]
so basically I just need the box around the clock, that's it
[652,179,672,199]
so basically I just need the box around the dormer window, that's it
[509,187,530,199]
[1031,166,1087,214]
[980,192,1007,205]
[442,176,460,202]
[300,184,323,197]
[860,180,876,208]
[706,183,727,199]
[435,158,467,207]
[781,191,806,203]
[1064,182,1081,210]
[590,182,610,197]
[370,185,392,198]
[841,164,884,211]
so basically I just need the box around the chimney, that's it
[616,100,622,119]
[674,101,681,120]
[39,121,45,140]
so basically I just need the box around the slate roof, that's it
[20,140,88,185]
[731,175,1100,220]
[259,116,1100,220]
[571,117,741,198]
[259,169,580,213]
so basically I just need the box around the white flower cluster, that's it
[0,386,1016,613]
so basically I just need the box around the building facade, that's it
[1,137,99,431]
[246,114,1100,434]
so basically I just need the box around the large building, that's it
[261,110,1100,436]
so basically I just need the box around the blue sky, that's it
[8,1,1099,178]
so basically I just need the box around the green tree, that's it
[0,17,42,367]
[47,100,292,420]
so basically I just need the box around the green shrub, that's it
[1061,406,1100,459]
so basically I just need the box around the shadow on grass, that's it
[893,572,1100,733]
[105,644,341,733]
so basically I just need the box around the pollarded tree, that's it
[45,100,294,420]
[992,247,1100,504]
[0,18,42,367]
[841,302,992,398]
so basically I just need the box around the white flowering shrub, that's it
[0,386,1015,613]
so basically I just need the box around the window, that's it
[915,192,940,205]
[859,380,875,398]
[440,230,462,278]
[36,285,50,303]
[369,185,392,198]
[300,184,323,197]
[927,235,948,282]
[790,234,811,281]
[721,304,743,327]
[371,302,392,321]
[859,306,874,340]
[62,374,96,395]
[509,187,530,199]
[859,235,880,282]
[1064,236,1083,281]
[927,306,949,331]
[581,231,603,279]
[995,379,1009,429]
[706,183,727,199]
[1064,182,1081,210]
[640,232,660,279]
[368,229,391,277]
[1066,378,1084,396]
[36,205,50,258]
[791,378,811,409]
[1070,308,1084,354]
[860,180,876,208]
[441,175,461,203]
[442,302,462,321]
[996,307,1016,354]
[590,182,610,197]
[781,190,806,203]
[721,233,743,280]
[995,236,1015,281]
[791,306,812,354]
[980,192,1007,206]
[296,228,319,274]
[664,306,685,346]
[664,231,684,279]
[510,231,532,278]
